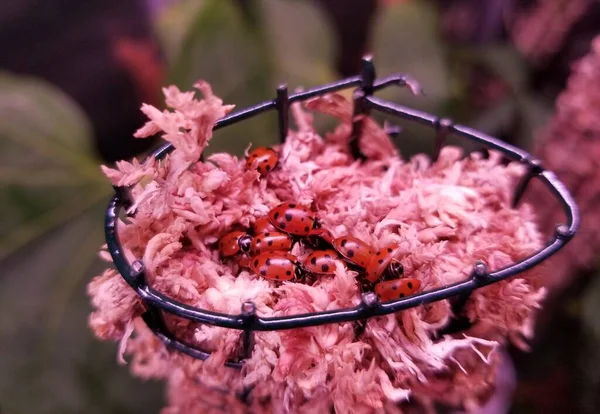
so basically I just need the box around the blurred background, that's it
[0,0,599,412]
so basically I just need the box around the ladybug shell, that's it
[251,232,293,253]
[250,251,298,281]
[366,244,402,283]
[268,202,316,236]
[303,249,340,276]
[305,228,334,249]
[246,146,278,176]
[237,256,251,268]
[219,231,251,257]
[252,216,276,235]
[331,236,373,269]
[374,278,421,302]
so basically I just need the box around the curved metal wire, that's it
[104,57,579,368]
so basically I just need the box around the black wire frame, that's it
[104,57,579,368]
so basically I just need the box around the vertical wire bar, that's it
[354,292,379,338]
[436,261,487,337]
[129,260,146,288]
[349,90,368,161]
[240,302,257,359]
[349,56,376,161]
[276,84,289,144]
[113,185,133,210]
[512,158,543,207]
[361,55,376,95]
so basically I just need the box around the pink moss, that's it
[89,81,546,413]
[525,35,600,293]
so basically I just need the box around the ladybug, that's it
[219,231,252,258]
[374,278,421,302]
[246,146,278,177]
[268,202,318,236]
[304,228,335,250]
[252,216,276,234]
[302,249,341,276]
[249,251,303,281]
[331,236,373,269]
[251,232,294,254]
[365,244,404,283]
[237,256,251,268]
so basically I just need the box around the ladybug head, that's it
[239,234,252,253]
[312,218,321,229]
[388,260,404,278]
[294,264,305,281]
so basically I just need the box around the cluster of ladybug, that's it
[218,201,421,302]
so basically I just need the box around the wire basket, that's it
[104,56,579,368]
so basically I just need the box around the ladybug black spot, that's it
[286,270,292,276]
[274,212,279,220]
[347,249,355,258]
[253,260,259,267]
[378,259,384,264]
[275,275,280,279]
[285,213,292,221]
[279,222,286,229]
[321,264,329,272]
[341,239,347,247]
[265,233,270,237]
[311,257,317,265]
[400,293,406,298]
[392,285,398,290]
[387,248,393,253]
[268,240,273,246]
[256,238,262,244]
[266,165,271,171]
[301,217,305,221]
[266,258,272,265]
[260,269,267,276]
[289,203,296,208]
[304,226,310,232]
[407,282,413,289]
[376,251,381,256]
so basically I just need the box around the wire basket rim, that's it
[103,56,579,367]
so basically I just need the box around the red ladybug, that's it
[331,236,373,269]
[249,251,303,281]
[304,228,334,250]
[268,202,318,236]
[252,216,276,234]
[219,231,252,258]
[237,256,251,268]
[365,244,404,283]
[302,249,341,276]
[374,278,421,302]
[251,232,294,254]
[246,146,278,177]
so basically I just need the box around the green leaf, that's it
[260,0,337,88]
[0,72,109,260]
[475,45,529,94]
[153,0,207,65]
[371,1,450,110]
[162,0,278,155]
